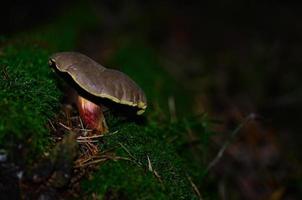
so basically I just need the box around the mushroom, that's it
[49,52,147,134]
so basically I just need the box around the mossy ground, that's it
[0,39,63,154]
[0,4,215,199]
[0,2,98,156]
[80,113,213,199]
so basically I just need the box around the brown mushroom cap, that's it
[50,52,147,115]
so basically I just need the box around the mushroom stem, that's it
[77,95,108,134]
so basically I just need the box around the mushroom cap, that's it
[50,52,147,115]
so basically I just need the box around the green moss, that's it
[82,161,166,200]
[0,4,98,155]
[0,46,59,152]
[82,119,202,199]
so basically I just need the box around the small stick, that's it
[113,156,132,161]
[77,135,104,140]
[79,117,88,136]
[75,158,108,168]
[205,113,256,174]
[65,106,72,127]
[48,118,56,131]
[75,155,131,168]
[74,128,93,132]
[168,96,177,122]
[153,170,163,184]
[59,122,72,130]
[75,156,92,165]
[1,66,9,80]
[118,143,141,166]
[85,141,98,155]
[146,155,163,184]
[77,140,99,143]
[218,180,226,200]
[107,130,119,136]
[187,175,203,200]
[147,155,153,172]
[119,143,136,161]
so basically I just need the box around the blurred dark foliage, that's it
[0,0,68,34]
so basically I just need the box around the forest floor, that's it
[1,2,302,200]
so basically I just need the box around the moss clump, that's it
[0,46,61,152]
[82,118,203,199]
[0,3,97,155]
[82,160,166,200]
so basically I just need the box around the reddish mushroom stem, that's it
[77,95,108,134]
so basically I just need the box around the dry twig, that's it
[118,143,139,164]
[146,155,163,184]
[48,118,57,131]
[187,175,203,200]
[59,122,72,131]
[205,113,256,173]
[147,155,153,172]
